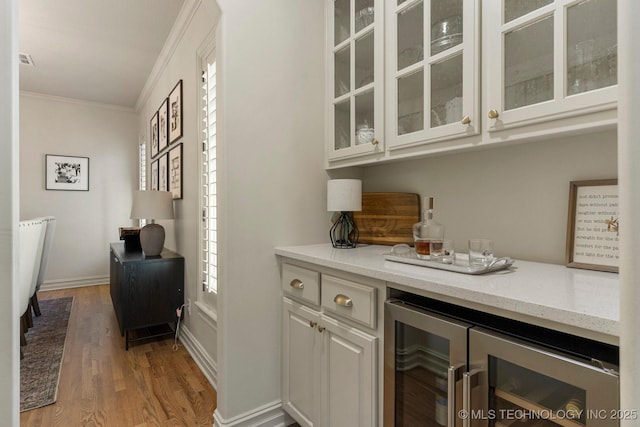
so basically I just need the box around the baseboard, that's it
[40,275,109,291]
[179,325,217,390]
[213,401,293,427]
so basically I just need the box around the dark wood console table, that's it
[109,242,184,350]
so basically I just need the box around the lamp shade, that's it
[130,190,174,220]
[327,179,362,212]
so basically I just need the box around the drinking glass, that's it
[468,239,493,267]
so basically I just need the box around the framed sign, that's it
[565,179,619,272]
[158,97,169,153]
[168,143,183,199]
[150,159,159,191]
[150,111,159,158]
[169,80,183,144]
[158,152,168,192]
[45,154,90,191]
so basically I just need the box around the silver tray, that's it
[384,250,514,275]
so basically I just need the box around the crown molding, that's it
[134,0,201,112]
[20,91,136,113]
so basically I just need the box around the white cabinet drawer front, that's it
[321,275,376,329]
[282,264,320,306]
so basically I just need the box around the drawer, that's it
[321,275,376,329]
[282,263,320,306]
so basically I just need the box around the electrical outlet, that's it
[187,299,192,315]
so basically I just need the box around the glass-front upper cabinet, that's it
[386,0,480,151]
[327,0,384,162]
[485,0,617,131]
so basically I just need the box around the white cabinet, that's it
[319,313,377,427]
[485,0,617,132]
[282,298,321,427]
[281,263,379,427]
[325,0,618,168]
[327,0,385,161]
[385,0,480,151]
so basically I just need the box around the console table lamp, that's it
[130,190,174,256]
[327,179,362,249]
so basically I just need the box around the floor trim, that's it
[40,275,108,291]
[213,401,293,427]
[179,325,217,390]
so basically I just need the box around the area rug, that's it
[20,296,73,412]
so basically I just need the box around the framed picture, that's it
[158,97,169,153]
[565,179,619,272]
[158,152,169,192]
[169,80,183,144]
[45,154,90,191]
[169,143,183,199]
[151,159,159,191]
[150,111,159,158]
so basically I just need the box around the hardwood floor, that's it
[20,285,217,427]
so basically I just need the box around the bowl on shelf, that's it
[431,15,462,54]
[356,121,374,145]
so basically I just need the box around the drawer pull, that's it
[334,294,353,307]
[317,325,326,333]
[289,279,304,289]
[309,321,317,328]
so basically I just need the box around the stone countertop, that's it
[274,243,619,345]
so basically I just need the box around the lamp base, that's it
[139,223,165,256]
[330,211,359,249]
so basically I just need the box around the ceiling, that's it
[19,0,185,108]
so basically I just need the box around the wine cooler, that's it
[384,291,620,427]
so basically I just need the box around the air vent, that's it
[19,53,35,66]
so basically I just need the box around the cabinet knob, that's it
[289,279,304,289]
[488,109,500,119]
[317,325,326,333]
[461,115,471,125]
[334,294,353,307]
[309,321,317,328]
[371,138,379,146]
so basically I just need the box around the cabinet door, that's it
[283,298,321,427]
[319,313,377,427]
[386,0,480,150]
[124,258,184,330]
[485,0,617,131]
[109,248,123,336]
[384,300,470,427]
[468,327,619,427]
[327,0,385,161]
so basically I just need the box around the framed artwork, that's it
[169,80,183,144]
[169,143,183,199]
[158,97,169,153]
[45,154,90,191]
[150,111,159,158]
[158,152,169,192]
[151,159,159,191]
[565,179,619,272]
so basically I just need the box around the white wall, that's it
[214,0,327,425]
[19,94,139,287]
[362,130,617,264]
[618,0,640,420]
[0,0,20,424]
[135,7,328,424]
[136,0,220,382]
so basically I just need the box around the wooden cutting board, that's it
[353,192,421,246]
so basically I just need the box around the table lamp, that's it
[327,179,362,248]
[130,190,174,256]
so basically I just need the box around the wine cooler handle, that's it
[448,364,464,427]
[463,369,483,427]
